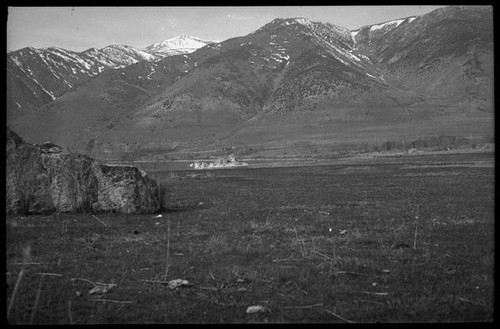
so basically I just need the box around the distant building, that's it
[189,154,248,169]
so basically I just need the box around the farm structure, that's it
[189,154,248,170]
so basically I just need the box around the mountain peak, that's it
[267,17,315,28]
[290,17,314,25]
[176,34,195,39]
[143,35,215,57]
[254,17,350,40]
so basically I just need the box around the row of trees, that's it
[326,135,493,155]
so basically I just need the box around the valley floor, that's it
[112,143,494,172]
[6,152,494,323]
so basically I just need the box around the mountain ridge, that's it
[7,36,216,111]
[7,6,493,159]
[143,35,216,58]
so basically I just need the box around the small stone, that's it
[246,305,267,314]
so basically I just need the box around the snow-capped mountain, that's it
[350,16,418,58]
[143,35,216,58]
[7,36,215,111]
[86,44,157,66]
[7,44,155,110]
[7,6,493,158]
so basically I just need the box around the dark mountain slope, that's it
[355,6,493,110]
[6,6,493,158]
[6,37,214,113]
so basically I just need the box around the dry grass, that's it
[6,152,494,323]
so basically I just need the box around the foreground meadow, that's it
[6,152,494,323]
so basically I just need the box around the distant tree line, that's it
[376,135,493,152]
[335,135,494,154]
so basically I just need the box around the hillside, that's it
[6,6,493,160]
[6,36,215,112]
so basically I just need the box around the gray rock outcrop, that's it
[6,127,161,214]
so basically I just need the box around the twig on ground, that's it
[357,299,384,305]
[283,303,323,309]
[164,220,171,281]
[361,291,390,296]
[7,267,25,319]
[312,250,335,261]
[68,300,73,325]
[141,279,169,285]
[335,271,369,276]
[326,308,355,323]
[29,275,44,324]
[61,218,67,234]
[8,246,32,319]
[413,204,420,250]
[342,247,362,252]
[176,215,180,237]
[70,277,116,295]
[36,272,63,277]
[457,296,486,307]
[92,214,108,227]
[70,277,98,286]
[91,299,135,304]
[272,257,302,262]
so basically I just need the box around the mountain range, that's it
[6,6,493,160]
[7,36,215,110]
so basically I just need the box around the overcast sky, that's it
[7,6,447,52]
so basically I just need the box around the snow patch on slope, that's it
[370,19,405,32]
[143,35,215,57]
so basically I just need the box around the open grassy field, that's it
[6,152,494,323]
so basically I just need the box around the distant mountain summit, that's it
[6,35,216,110]
[7,6,493,159]
[143,35,216,58]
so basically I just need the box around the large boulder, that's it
[6,127,161,214]
[6,129,54,214]
[92,164,160,213]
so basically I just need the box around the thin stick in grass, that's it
[68,300,73,325]
[30,275,44,324]
[333,238,336,260]
[326,308,355,323]
[91,299,135,304]
[36,272,63,277]
[413,204,420,250]
[8,245,31,319]
[457,296,486,307]
[7,267,25,319]
[283,303,323,309]
[10,262,43,265]
[312,250,334,262]
[176,214,180,237]
[294,227,306,257]
[164,219,171,281]
[335,271,368,276]
[61,217,67,234]
[141,279,170,285]
[92,214,108,227]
